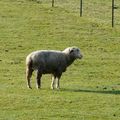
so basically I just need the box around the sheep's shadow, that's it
[61,88,120,95]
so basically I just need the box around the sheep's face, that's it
[69,47,83,59]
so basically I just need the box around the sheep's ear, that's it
[70,49,74,54]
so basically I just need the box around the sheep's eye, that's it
[70,49,74,53]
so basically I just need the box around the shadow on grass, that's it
[61,88,120,95]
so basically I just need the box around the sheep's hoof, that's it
[56,87,60,90]
[51,87,54,90]
[27,86,32,89]
[36,86,41,89]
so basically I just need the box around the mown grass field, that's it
[0,0,120,120]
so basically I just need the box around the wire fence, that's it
[29,0,120,27]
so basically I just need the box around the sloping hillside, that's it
[0,0,120,120]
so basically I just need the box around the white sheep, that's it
[26,46,83,89]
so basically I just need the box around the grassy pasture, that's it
[0,0,120,120]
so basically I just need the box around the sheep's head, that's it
[63,47,83,59]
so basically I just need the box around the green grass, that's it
[0,0,120,120]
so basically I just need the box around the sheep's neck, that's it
[66,55,75,66]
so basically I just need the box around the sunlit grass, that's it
[0,0,120,120]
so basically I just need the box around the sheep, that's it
[26,46,83,89]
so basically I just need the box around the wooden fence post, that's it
[112,0,115,27]
[80,0,83,17]
[52,0,54,7]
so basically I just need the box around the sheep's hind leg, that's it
[36,70,42,89]
[26,68,33,89]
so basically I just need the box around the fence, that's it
[51,0,118,27]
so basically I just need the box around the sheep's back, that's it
[27,50,67,72]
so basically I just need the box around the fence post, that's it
[52,0,54,7]
[112,0,115,27]
[80,0,83,17]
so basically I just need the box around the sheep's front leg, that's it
[36,70,42,89]
[56,78,60,89]
[56,73,62,89]
[51,75,56,90]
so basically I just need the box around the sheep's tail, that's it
[26,56,33,70]
[26,56,33,89]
